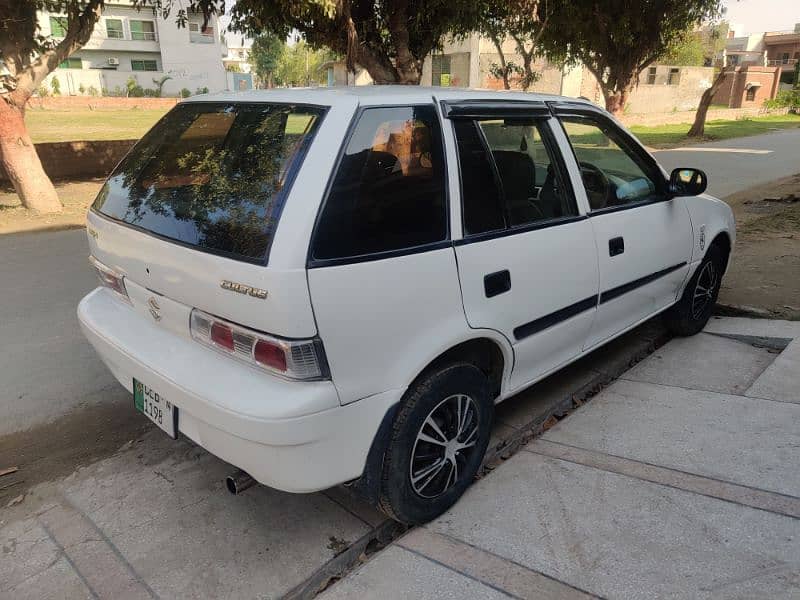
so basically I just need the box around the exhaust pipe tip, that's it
[226,469,256,495]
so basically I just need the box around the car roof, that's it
[184,85,596,108]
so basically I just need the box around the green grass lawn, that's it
[25,106,800,148]
[26,107,315,143]
[26,108,170,143]
[630,114,800,148]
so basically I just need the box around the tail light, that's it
[190,309,328,381]
[89,256,130,303]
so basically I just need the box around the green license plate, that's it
[134,378,177,439]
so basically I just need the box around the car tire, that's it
[378,363,493,525]
[664,244,725,337]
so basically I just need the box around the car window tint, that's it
[455,118,577,235]
[453,120,506,235]
[560,117,661,211]
[312,106,447,260]
[93,103,323,262]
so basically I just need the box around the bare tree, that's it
[688,68,727,137]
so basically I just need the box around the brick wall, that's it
[0,139,136,183]
[713,66,781,108]
[619,106,789,128]
[766,42,800,63]
[26,97,180,110]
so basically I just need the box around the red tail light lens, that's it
[190,309,327,380]
[210,322,235,352]
[89,255,130,303]
[254,340,287,372]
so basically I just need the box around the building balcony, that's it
[82,32,159,53]
[767,58,798,68]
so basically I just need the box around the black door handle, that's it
[484,270,511,298]
[609,237,625,257]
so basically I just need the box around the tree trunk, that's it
[386,1,420,84]
[688,69,727,138]
[604,88,630,117]
[491,36,511,90]
[0,97,62,213]
[357,46,407,84]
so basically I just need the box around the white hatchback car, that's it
[79,87,734,524]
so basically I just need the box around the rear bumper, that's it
[78,288,399,493]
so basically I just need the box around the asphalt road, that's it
[1,128,799,438]
[0,229,121,436]
[653,127,800,199]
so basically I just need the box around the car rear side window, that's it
[92,102,324,263]
[455,118,577,236]
[311,105,447,261]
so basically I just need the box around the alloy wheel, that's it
[692,260,718,320]
[409,394,480,499]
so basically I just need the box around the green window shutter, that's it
[106,19,123,39]
[130,20,155,40]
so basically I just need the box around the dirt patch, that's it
[0,398,150,506]
[0,179,102,235]
[720,174,800,320]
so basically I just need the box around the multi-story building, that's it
[724,24,769,67]
[716,22,798,108]
[764,25,800,76]
[39,2,227,96]
[725,23,800,77]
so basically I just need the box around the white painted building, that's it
[38,2,227,96]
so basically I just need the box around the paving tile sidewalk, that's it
[323,317,800,600]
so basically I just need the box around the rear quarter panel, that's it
[307,248,512,404]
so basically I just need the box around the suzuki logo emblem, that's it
[148,296,162,322]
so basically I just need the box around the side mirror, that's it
[668,168,707,197]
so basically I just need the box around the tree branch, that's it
[12,0,104,102]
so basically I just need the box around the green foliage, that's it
[764,90,800,112]
[126,76,144,97]
[78,83,86,94]
[50,76,61,95]
[478,1,550,91]
[87,85,100,96]
[249,32,284,85]
[152,75,172,97]
[225,0,489,82]
[225,63,243,72]
[195,86,209,95]
[37,85,49,97]
[181,87,192,98]
[275,41,331,87]
[537,0,724,111]
[661,22,728,66]
[661,31,705,66]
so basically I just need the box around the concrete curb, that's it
[714,301,798,321]
[308,323,671,600]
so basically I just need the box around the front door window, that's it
[559,117,662,211]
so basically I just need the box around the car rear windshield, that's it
[92,102,325,263]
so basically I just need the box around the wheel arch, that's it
[708,230,732,274]
[350,332,512,504]
[408,335,511,401]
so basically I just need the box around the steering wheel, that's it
[578,162,611,210]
